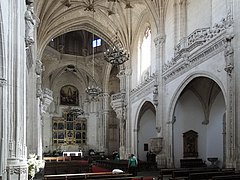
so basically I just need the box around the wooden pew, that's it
[44,161,90,175]
[43,172,133,180]
[169,168,219,180]
[158,168,176,180]
[212,174,240,180]
[188,170,235,180]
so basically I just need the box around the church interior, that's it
[1,0,240,179]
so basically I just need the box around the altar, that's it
[63,151,83,157]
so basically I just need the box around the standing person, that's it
[128,154,138,176]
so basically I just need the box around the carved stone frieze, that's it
[163,13,234,83]
[6,166,27,175]
[131,73,156,93]
[130,76,156,103]
[163,38,225,83]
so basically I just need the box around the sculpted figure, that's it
[25,4,39,46]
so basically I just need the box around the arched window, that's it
[138,27,151,82]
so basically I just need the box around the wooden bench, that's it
[44,172,133,180]
[44,161,90,175]
[212,174,240,180]
[158,168,176,180]
[188,170,235,180]
[169,168,219,180]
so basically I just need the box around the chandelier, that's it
[85,5,102,98]
[104,33,129,66]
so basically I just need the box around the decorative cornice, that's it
[162,13,234,83]
[163,35,225,83]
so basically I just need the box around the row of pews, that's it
[44,159,90,175]
[158,167,240,180]
[43,157,135,180]
[44,172,134,180]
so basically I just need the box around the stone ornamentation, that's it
[224,32,234,76]
[163,13,233,83]
[25,4,39,47]
[0,77,7,86]
[153,84,158,106]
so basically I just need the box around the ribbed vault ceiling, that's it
[36,0,167,54]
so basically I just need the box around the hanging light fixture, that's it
[104,32,129,66]
[85,4,102,98]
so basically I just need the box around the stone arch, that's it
[135,100,156,161]
[167,71,226,168]
[167,71,226,125]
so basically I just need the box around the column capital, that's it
[154,34,166,47]
[0,77,7,86]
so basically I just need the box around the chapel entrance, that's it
[173,77,225,168]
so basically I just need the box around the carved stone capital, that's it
[0,77,7,86]
[154,35,166,47]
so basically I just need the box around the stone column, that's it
[6,1,28,179]
[111,92,127,159]
[153,3,166,167]
[124,68,132,157]
[154,35,165,138]
[154,27,167,168]
[0,78,7,177]
[223,14,236,168]
[117,66,127,159]
[100,93,110,154]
